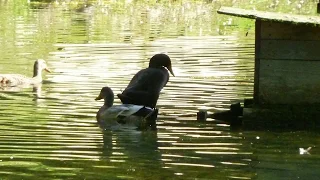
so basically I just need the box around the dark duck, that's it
[117,54,174,108]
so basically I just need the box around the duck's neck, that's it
[33,62,41,78]
[149,63,161,68]
[104,96,114,108]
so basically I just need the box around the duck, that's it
[0,59,51,87]
[117,53,174,108]
[95,86,158,130]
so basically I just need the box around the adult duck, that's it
[96,86,158,130]
[0,59,51,87]
[117,53,174,108]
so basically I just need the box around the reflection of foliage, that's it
[7,0,320,14]
[0,0,318,63]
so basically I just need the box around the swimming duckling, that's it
[0,59,51,87]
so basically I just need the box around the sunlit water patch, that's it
[0,34,256,179]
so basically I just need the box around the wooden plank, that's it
[260,40,320,60]
[243,106,320,130]
[258,59,320,104]
[261,21,320,41]
[253,19,261,105]
[217,7,320,26]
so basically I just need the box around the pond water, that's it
[0,0,319,179]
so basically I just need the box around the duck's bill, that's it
[44,68,51,73]
[95,95,102,100]
[168,66,175,77]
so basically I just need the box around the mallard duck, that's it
[0,59,51,87]
[117,54,174,108]
[96,86,158,130]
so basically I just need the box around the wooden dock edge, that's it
[242,105,320,131]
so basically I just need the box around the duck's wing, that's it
[98,104,145,129]
[118,68,169,107]
[101,104,144,119]
[116,104,144,117]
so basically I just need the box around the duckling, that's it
[117,54,174,108]
[0,59,51,87]
[96,86,157,130]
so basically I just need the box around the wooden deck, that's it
[217,7,320,105]
[218,7,320,26]
[215,7,320,129]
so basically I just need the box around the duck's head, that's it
[33,59,51,77]
[149,54,174,76]
[95,86,114,107]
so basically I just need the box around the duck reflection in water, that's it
[117,54,174,108]
[101,129,163,174]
